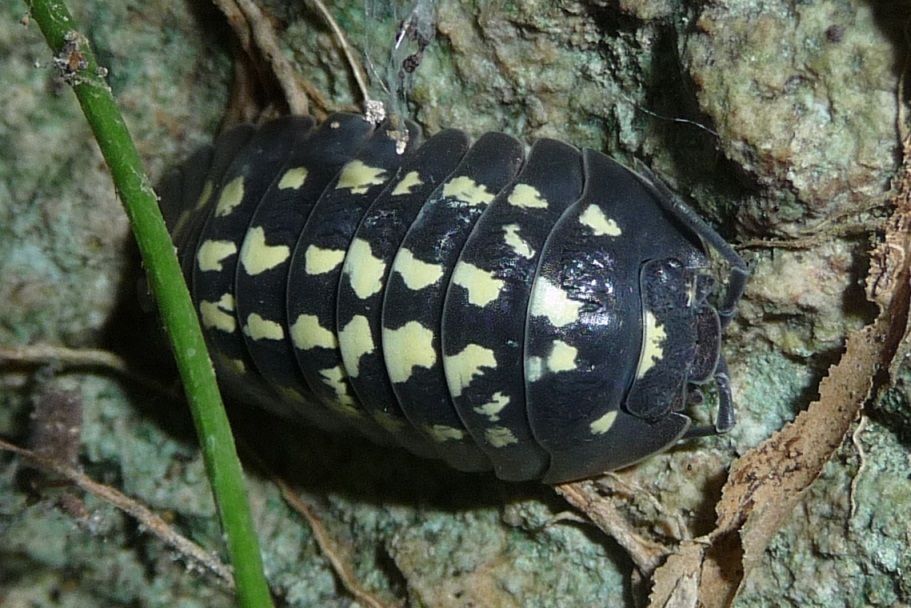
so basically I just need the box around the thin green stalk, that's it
[25,2,274,606]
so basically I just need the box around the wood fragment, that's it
[28,388,83,468]
[599,471,688,542]
[19,388,85,506]
[848,414,868,520]
[555,480,670,576]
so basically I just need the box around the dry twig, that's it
[1,343,133,373]
[308,0,384,122]
[212,0,332,118]
[238,444,398,608]
[233,0,311,115]
[0,437,235,589]
[0,344,180,400]
[275,480,397,608]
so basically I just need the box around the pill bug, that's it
[157,112,748,484]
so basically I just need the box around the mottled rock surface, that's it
[1,1,906,606]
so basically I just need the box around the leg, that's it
[716,266,748,328]
[682,357,735,439]
[712,358,735,432]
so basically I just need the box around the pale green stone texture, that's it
[0,0,906,606]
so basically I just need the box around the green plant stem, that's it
[25,2,274,606]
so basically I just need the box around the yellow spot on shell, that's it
[240,226,290,275]
[443,175,494,206]
[217,353,245,374]
[590,411,619,435]
[243,313,284,340]
[172,210,191,238]
[373,411,405,433]
[215,175,245,216]
[529,277,582,327]
[335,160,387,194]
[383,321,436,383]
[392,248,443,291]
[318,366,359,416]
[197,240,237,272]
[502,224,535,259]
[343,238,385,299]
[195,181,214,210]
[199,293,236,333]
[636,311,666,378]
[338,315,374,378]
[391,170,423,196]
[473,392,510,422]
[290,314,338,350]
[278,166,309,190]
[444,344,496,397]
[579,205,622,236]
[527,340,578,382]
[507,183,548,209]
[547,340,577,373]
[277,386,306,403]
[485,426,518,448]
[304,245,345,275]
[427,424,464,442]
[452,261,504,307]
[527,357,543,383]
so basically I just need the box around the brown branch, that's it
[238,443,398,608]
[232,0,311,115]
[213,0,252,50]
[1,343,132,373]
[213,0,330,119]
[275,480,398,608]
[308,0,384,122]
[0,437,235,589]
[0,344,181,400]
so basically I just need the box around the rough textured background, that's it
[0,0,907,606]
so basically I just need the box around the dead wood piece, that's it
[555,480,671,576]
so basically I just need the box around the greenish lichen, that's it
[683,0,898,234]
